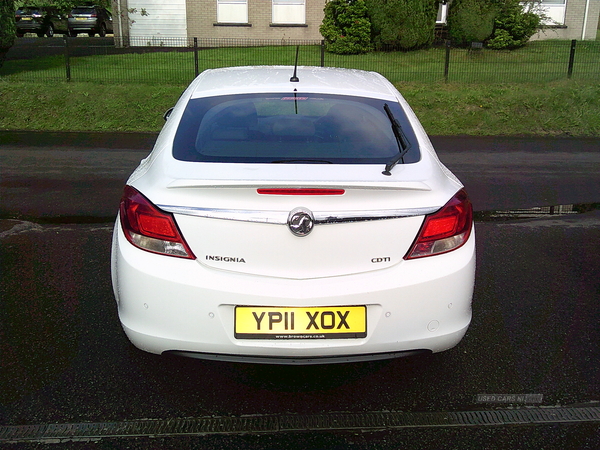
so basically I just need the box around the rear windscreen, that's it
[172,93,420,164]
[71,8,94,14]
[16,8,42,15]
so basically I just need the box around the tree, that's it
[447,0,499,46]
[14,0,113,13]
[1,0,16,69]
[365,0,439,50]
[320,0,373,55]
[488,0,542,49]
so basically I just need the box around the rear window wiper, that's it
[382,103,411,176]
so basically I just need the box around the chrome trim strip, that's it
[157,205,440,225]
[314,207,439,224]
[158,206,287,224]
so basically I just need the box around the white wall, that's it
[127,0,188,40]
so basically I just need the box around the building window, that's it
[538,0,567,25]
[272,0,306,25]
[217,0,248,24]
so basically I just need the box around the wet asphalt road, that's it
[1,132,599,219]
[0,133,599,448]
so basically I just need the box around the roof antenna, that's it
[290,46,300,82]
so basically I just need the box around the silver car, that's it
[68,5,113,37]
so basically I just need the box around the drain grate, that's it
[1,407,599,443]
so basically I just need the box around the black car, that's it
[68,6,113,37]
[15,6,70,37]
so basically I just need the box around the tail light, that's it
[119,186,195,259]
[405,189,473,259]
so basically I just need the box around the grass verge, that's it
[1,79,599,136]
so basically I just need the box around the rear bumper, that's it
[68,20,98,31]
[16,23,44,32]
[112,221,475,363]
[164,349,431,365]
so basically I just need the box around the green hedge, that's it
[320,0,373,55]
[1,0,16,69]
[488,0,542,49]
[447,0,497,45]
[366,0,439,50]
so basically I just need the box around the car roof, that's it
[189,66,401,101]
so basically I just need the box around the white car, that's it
[111,66,475,364]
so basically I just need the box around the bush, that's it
[488,0,541,49]
[447,0,498,46]
[320,0,373,55]
[365,0,439,50]
[0,0,16,69]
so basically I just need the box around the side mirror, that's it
[163,107,174,121]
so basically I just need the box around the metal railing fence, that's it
[2,37,599,85]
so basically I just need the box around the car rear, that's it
[111,66,475,364]
[68,6,108,36]
[15,7,45,35]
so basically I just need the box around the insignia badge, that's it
[287,207,315,237]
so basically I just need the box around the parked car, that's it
[111,66,476,365]
[15,6,70,37]
[68,5,113,37]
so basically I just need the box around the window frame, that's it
[216,0,249,25]
[537,0,567,26]
[271,0,306,26]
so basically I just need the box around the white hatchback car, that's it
[111,66,475,364]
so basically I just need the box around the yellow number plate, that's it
[235,306,367,339]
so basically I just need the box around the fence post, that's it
[444,40,451,83]
[63,36,71,82]
[321,40,325,67]
[194,37,199,77]
[567,39,577,79]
